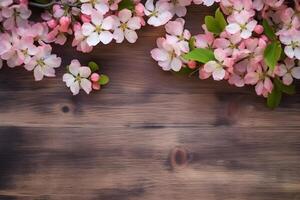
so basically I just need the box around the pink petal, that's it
[204,61,218,73]
[79,67,91,78]
[99,31,113,44]
[291,67,300,79]
[226,23,240,34]
[282,73,293,85]
[80,78,92,94]
[124,29,138,43]
[118,9,132,23]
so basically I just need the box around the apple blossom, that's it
[144,0,172,27]
[63,59,92,95]
[82,11,114,46]
[24,45,61,81]
[113,9,141,43]
[275,58,300,85]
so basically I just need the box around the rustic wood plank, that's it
[0,5,300,200]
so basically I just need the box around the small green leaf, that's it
[274,78,296,95]
[267,85,282,109]
[88,61,99,72]
[264,41,282,70]
[189,36,196,50]
[183,48,215,63]
[215,8,227,31]
[99,74,110,85]
[118,0,134,11]
[262,19,277,41]
[205,16,222,35]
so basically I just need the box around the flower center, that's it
[95,25,102,33]
[120,23,127,31]
[37,59,45,67]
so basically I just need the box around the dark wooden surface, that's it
[1,5,300,200]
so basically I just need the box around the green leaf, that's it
[118,0,134,11]
[215,8,227,31]
[182,48,215,63]
[267,85,282,109]
[274,78,296,95]
[88,61,99,72]
[205,16,222,35]
[262,19,277,41]
[173,67,194,76]
[264,41,282,70]
[99,74,110,85]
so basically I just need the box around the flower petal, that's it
[82,23,95,36]
[87,32,101,46]
[99,31,113,44]
[63,73,75,87]
[80,78,92,94]
[79,66,91,78]
[291,67,300,79]
[69,59,81,75]
[226,23,240,34]
[70,81,80,95]
[124,29,138,43]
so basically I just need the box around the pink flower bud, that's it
[187,60,197,69]
[261,35,268,42]
[80,14,91,23]
[47,19,58,29]
[73,22,81,32]
[254,25,264,34]
[59,16,71,33]
[135,3,144,16]
[19,0,28,4]
[91,73,100,82]
[92,82,101,90]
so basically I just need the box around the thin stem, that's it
[28,0,81,8]
[28,0,57,8]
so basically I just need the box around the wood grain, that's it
[0,5,300,200]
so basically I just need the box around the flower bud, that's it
[91,73,100,82]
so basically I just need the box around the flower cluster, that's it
[0,0,299,107]
[63,59,109,95]
[151,0,300,108]
[0,0,61,80]
[41,0,145,52]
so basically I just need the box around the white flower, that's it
[82,11,114,46]
[280,33,300,59]
[63,59,92,95]
[24,45,61,81]
[226,13,257,39]
[113,9,141,43]
[151,37,183,72]
[80,0,109,15]
[144,0,172,27]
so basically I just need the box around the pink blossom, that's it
[275,58,300,85]
[113,9,141,43]
[151,37,183,71]
[144,0,172,27]
[82,11,114,46]
[226,12,257,39]
[24,45,61,81]
[63,59,92,95]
